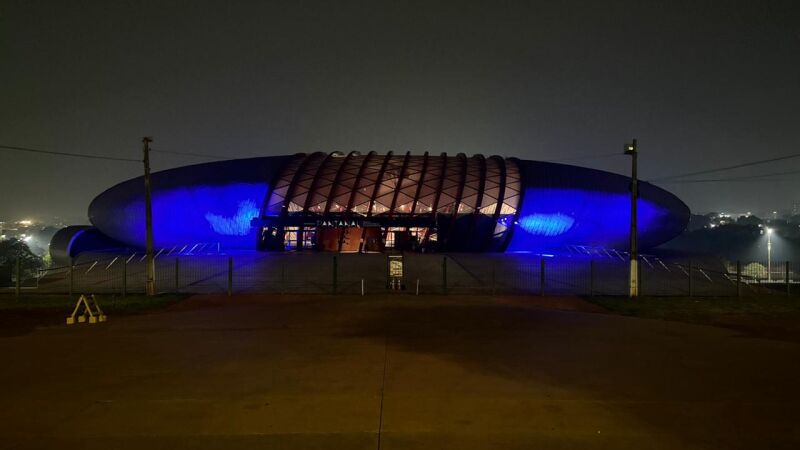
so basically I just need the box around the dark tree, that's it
[0,239,44,286]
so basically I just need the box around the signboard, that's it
[388,255,404,290]
[389,256,403,277]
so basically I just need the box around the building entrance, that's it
[258,223,436,253]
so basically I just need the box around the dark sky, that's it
[2,0,799,224]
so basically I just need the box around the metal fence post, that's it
[332,255,338,294]
[688,260,694,297]
[69,262,75,299]
[491,267,496,296]
[539,258,545,296]
[736,260,741,298]
[638,257,643,297]
[442,256,447,295]
[280,263,285,294]
[122,257,127,298]
[175,257,180,293]
[15,257,21,297]
[227,256,233,296]
[402,253,406,291]
[589,259,595,297]
[786,261,791,298]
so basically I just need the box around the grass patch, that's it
[0,293,191,313]
[586,294,800,325]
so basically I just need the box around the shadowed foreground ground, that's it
[1,294,799,449]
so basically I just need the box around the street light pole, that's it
[625,139,639,298]
[143,137,156,296]
[767,228,773,282]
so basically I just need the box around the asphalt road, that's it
[1,294,799,449]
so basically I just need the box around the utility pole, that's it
[625,139,639,298]
[143,137,156,296]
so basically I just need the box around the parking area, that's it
[1,294,799,449]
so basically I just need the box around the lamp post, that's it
[624,139,638,298]
[767,227,773,282]
[143,137,155,296]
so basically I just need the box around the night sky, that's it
[2,0,798,224]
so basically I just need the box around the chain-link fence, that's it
[1,252,798,297]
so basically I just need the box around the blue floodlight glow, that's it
[205,200,261,236]
[93,182,267,248]
[507,187,673,252]
[518,213,575,236]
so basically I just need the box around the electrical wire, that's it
[653,166,800,184]
[150,149,229,160]
[11,142,792,184]
[656,178,797,184]
[0,144,141,163]
[711,170,798,180]
[651,152,800,181]
[541,152,622,163]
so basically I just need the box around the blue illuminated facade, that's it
[54,152,688,257]
[507,160,689,252]
[508,188,672,251]
[87,157,290,249]
[105,183,266,247]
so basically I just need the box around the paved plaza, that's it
[1,294,799,449]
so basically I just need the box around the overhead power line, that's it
[651,152,800,182]
[657,178,798,184]
[657,168,800,184]
[0,144,141,163]
[1,143,235,164]
[157,149,623,163]
[151,149,229,160]
[542,152,622,163]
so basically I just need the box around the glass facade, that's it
[259,152,521,252]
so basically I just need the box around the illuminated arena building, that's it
[51,152,689,259]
